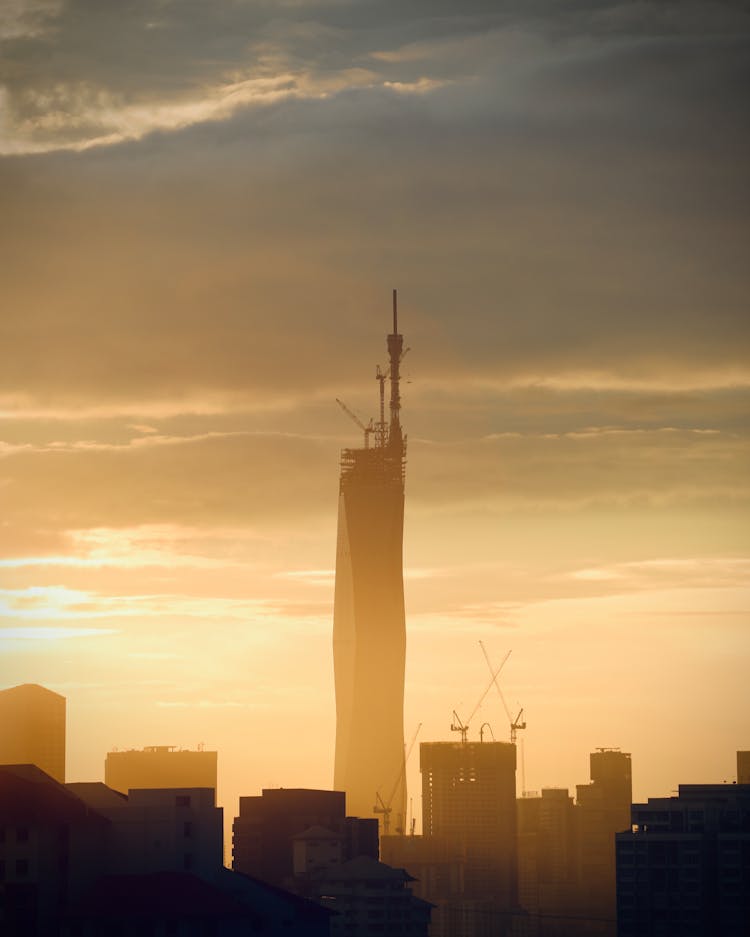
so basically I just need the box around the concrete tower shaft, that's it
[333,294,408,833]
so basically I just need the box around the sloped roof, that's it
[323,855,415,882]
[69,872,254,919]
[0,765,110,826]
[66,782,128,808]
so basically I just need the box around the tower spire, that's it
[387,288,403,446]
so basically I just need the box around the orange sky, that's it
[1,0,749,836]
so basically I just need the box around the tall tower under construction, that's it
[333,291,408,832]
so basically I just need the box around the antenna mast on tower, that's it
[387,289,403,449]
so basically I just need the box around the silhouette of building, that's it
[69,783,223,878]
[66,869,333,936]
[0,764,109,937]
[232,787,378,888]
[104,744,217,795]
[308,854,433,937]
[420,740,518,935]
[333,291,408,829]
[0,684,66,783]
[737,750,750,785]
[575,748,631,932]
[380,833,465,937]
[517,788,579,934]
[616,783,750,937]
[0,764,330,936]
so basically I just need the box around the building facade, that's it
[616,783,750,937]
[420,740,518,934]
[0,684,66,783]
[333,292,409,828]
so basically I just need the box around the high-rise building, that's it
[576,747,632,932]
[0,683,66,783]
[104,745,217,795]
[517,787,579,930]
[421,740,518,915]
[333,291,408,829]
[737,750,750,784]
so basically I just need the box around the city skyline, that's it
[1,0,749,836]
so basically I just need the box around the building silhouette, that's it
[616,781,750,936]
[419,739,518,935]
[104,744,217,795]
[69,783,223,878]
[737,750,750,785]
[0,764,331,936]
[0,683,66,783]
[576,747,631,930]
[517,787,579,931]
[232,787,378,888]
[309,854,433,937]
[333,291,409,829]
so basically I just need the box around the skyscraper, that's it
[333,291,408,831]
[420,741,518,909]
[0,683,66,782]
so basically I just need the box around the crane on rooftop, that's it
[479,640,526,744]
[374,722,422,835]
[336,398,375,448]
[450,649,512,743]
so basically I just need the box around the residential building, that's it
[69,782,223,878]
[616,783,750,937]
[309,854,432,937]
[232,787,378,887]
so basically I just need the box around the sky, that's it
[1,0,749,836]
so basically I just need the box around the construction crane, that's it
[479,640,526,744]
[450,711,468,744]
[374,722,422,835]
[336,398,374,448]
[450,649,512,743]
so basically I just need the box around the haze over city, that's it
[1,0,749,845]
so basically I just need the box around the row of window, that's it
[0,858,30,879]
[0,826,30,843]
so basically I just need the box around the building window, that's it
[176,795,191,808]
[184,821,193,838]
[183,852,193,870]
[16,827,29,843]
[16,858,29,877]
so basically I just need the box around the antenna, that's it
[387,289,403,444]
